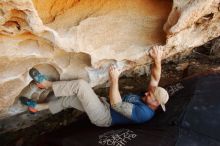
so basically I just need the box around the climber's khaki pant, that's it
[48,79,112,127]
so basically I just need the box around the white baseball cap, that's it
[152,87,169,111]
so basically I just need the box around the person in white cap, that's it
[24,46,169,127]
[108,45,169,125]
[140,46,169,112]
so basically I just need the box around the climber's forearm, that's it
[149,60,161,87]
[109,80,122,106]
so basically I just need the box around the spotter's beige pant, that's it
[48,79,112,127]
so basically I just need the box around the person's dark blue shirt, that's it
[110,93,155,125]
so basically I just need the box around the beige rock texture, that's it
[0,0,219,117]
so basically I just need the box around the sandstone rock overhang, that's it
[0,0,219,116]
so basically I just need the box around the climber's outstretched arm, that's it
[108,65,122,106]
[148,46,163,90]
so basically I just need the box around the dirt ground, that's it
[0,47,219,146]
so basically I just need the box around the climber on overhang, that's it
[20,46,169,127]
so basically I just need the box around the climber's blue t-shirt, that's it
[110,94,155,125]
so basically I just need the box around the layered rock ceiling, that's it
[0,0,219,115]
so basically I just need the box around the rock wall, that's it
[0,0,219,116]
[211,37,220,57]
